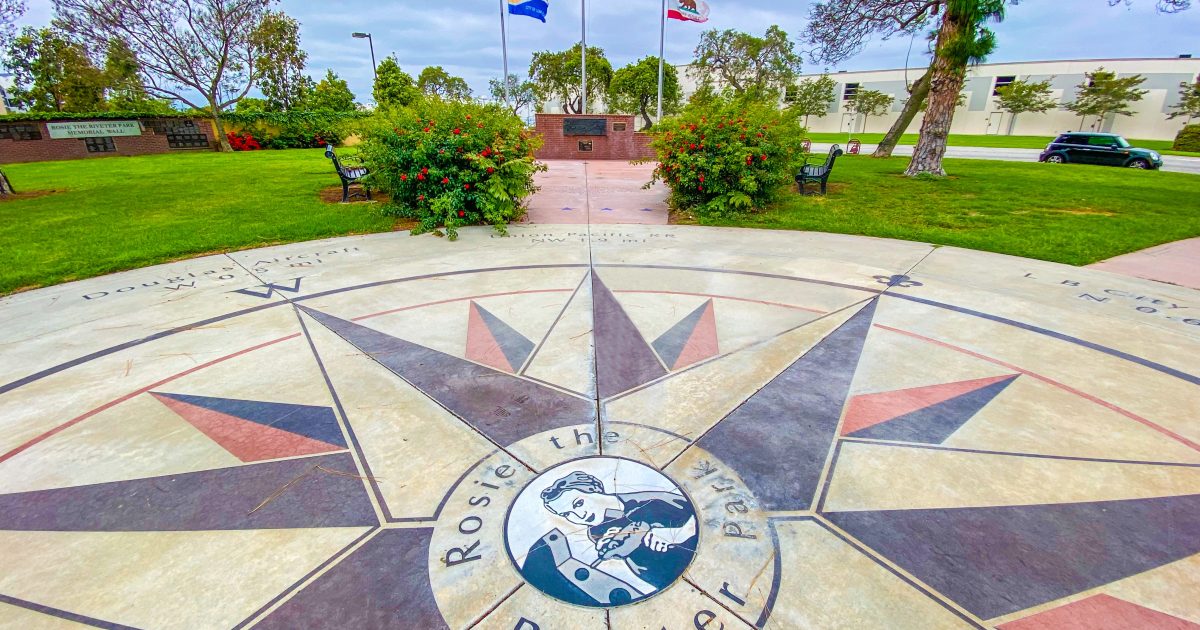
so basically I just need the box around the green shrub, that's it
[356,99,544,239]
[1174,124,1200,152]
[646,97,806,217]
[223,110,365,149]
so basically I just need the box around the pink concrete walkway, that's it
[1088,237,1200,290]
[520,160,669,225]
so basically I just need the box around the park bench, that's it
[325,144,372,203]
[795,144,844,196]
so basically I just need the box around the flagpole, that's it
[657,0,666,124]
[580,0,587,114]
[500,0,510,107]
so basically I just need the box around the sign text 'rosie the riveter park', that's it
[45,120,142,139]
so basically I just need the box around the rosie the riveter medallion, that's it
[504,457,699,608]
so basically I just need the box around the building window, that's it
[784,85,798,103]
[166,131,210,149]
[612,122,627,132]
[0,123,43,141]
[84,137,116,153]
[578,140,593,152]
[842,83,860,100]
[993,75,1016,96]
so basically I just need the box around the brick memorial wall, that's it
[534,114,656,161]
[0,117,214,164]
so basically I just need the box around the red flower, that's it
[458,210,465,217]
[689,144,697,150]
[699,175,705,182]
[760,154,767,161]
[424,127,431,133]
[453,128,462,135]
[487,167,495,174]
[689,124,696,131]
[466,115,472,120]
[740,135,746,140]
[417,173,425,181]
[418,194,425,201]
[421,167,429,174]
[442,177,450,184]
[746,156,753,164]
[477,123,484,128]
[401,174,408,181]
[463,184,471,190]
[757,133,763,138]
[697,185,703,191]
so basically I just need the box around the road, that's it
[812,143,1200,175]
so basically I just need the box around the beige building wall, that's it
[678,57,1200,141]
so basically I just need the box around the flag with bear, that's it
[668,0,709,22]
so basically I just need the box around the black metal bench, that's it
[325,144,372,203]
[796,144,843,195]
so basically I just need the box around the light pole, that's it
[352,32,377,82]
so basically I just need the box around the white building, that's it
[680,57,1200,141]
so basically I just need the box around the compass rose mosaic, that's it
[0,225,1197,629]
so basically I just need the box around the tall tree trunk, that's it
[873,70,931,158]
[208,96,233,152]
[0,169,13,196]
[905,15,968,177]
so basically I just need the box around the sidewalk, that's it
[521,160,669,225]
[1088,237,1200,290]
[811,143,1200,175]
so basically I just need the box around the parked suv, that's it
[1039,132,1163,169]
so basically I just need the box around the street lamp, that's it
[352,32,377,82]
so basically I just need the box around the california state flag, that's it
[668,0,710,22]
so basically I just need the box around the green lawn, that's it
[803,132,1199,157]
[695,156,1200,266]
[0,149,395,295]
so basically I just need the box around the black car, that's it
[1039,132,1163,169]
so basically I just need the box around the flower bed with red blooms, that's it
[356,99,544,239]
[227,132,261,151]
[646,98,806,217]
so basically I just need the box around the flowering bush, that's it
[223,111,361,149]
[227,132,261,151]
[645,97,806,217]
[356,99,544,239]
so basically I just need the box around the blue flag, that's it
[508,0,548,22]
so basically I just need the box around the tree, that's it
[1064,68,1148,131]
[417,65,472,101]
[234,96,270,112]
[995,78,1056,134]
[374,56,419,108]
[846,88,895,133]
[1167,79,1200,122]
[309,69,356,111]
[608,56,680,129]
[54,0,277,151]
[692,26,803,101]
[873,68,931,158]
[250,11,310,111]
[488,73,538,116]
[529,43,612,114]
[5,26,107,112]
[787,74,836,127]
[0,0,26,52]
[101,38,172,112]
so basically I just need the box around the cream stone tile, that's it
[945,376,1200,464]
[0,253,287,387]
[470,584,607,630]
[0,393,240,494]
[522,273,596,397]
[0,527,370,630]
[767,519,973,629]
[429,453,531,629]
[303,313,495,520]
[850,324,1014,396]
[872,295,1200,449]
[1102,553,1200,624]
[0,305,306,459]
[667,447,777,624]
[602,304,864,467]
[608,581,755,629]
[0,602,93,629]
[823,441,1200,512]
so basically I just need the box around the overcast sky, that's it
[14,0,1200,103]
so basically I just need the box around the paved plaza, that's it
[0,219,1197,629]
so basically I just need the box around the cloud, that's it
[12,0,1199,105]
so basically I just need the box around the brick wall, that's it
[0,118,215,164]
[534,114,657,161]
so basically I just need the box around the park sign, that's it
[46,120,142,139]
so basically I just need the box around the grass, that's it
[803,132,1200,157]
[2,150,1198,294]
[693,155,1200,266]
[0,149,396,295]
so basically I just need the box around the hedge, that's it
[1174,124,1200,152]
